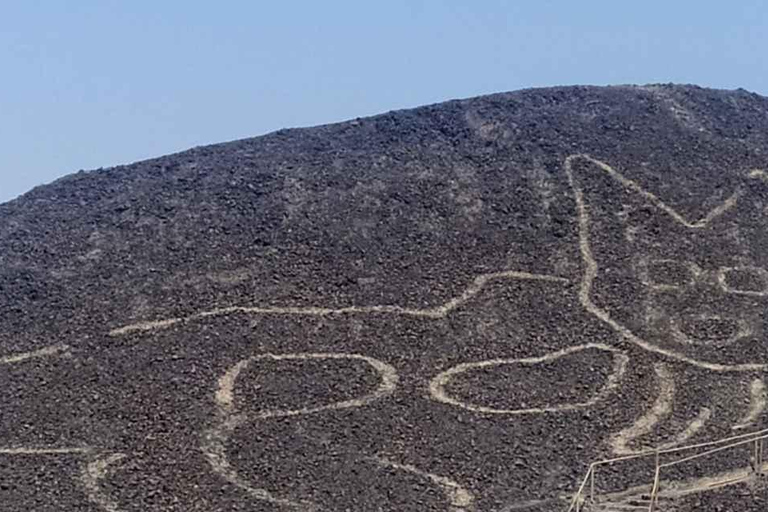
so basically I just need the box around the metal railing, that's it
[567,427,768,512]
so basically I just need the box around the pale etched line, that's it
[699,193,741,226]
[215,353,399,418]
[216,359,251,412]
[610,364,675,455]
[498,497,565,511]
[203,352,400,511]
[0,446,92,455]
[638,258,701,291]
[573,154,740,229]
[749,169,768,183]
[670,316,753,347]
[370,456,475,511]
[656,466,756,498]
[599,460,768,505]
[109,270,569,337]
[564,154,765,372]
[733,379,767,430]
[717,266,768,297]
[81,453,127,512]
[110,318,183,335]
[0,344,71,365]
[656,407,712,451]
[201,419,313,511]
[429,343,628,415]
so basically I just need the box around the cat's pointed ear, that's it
[565,154,676,253]
[565,154,740,238]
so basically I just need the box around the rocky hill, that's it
[2,84,768,511]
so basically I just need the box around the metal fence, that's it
[567,428,768,512]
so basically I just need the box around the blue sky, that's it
[1,0,767,203]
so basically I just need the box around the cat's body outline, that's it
[10,153,767,511]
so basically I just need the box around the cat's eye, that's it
[642,259,698,290]
[717,266,768,296]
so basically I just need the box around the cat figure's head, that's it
[567,154,768,370]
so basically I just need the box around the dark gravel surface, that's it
[2,84,768,511]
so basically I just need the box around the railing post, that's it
[753,440,759,474]
[567,431,768,512]
[648,466,661,512]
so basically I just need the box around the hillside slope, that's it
[2,85,768,511]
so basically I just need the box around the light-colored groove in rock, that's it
[733,379,767,430]
[564,153,764,372]
[429,343,628,415]
[0,344,71,365]
[81,452,127,512]
[370,456,475,511]
[610,364,675,455]
[109,270,568,336]
[203,352,400,511]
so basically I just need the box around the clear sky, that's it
[1,0,767,203]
